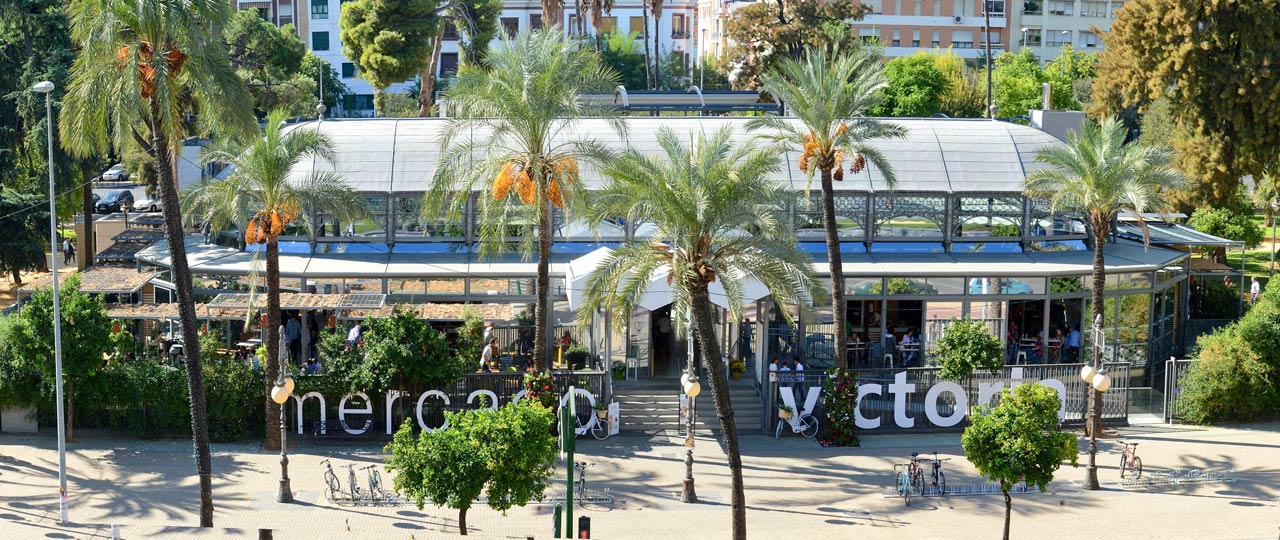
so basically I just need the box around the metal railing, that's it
[1163,358,1197,423]
[763,362,1130,434]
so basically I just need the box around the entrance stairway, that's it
[611,378,764,435]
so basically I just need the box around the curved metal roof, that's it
[284,116,1064,194]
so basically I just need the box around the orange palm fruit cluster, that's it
[116,41,187,99]
[547,179,565,209]
[243,209,295,244]
[515,169,535,205]
[799,132,820,174]
[833,149,846,182]
[493,162,515,200]
[851,154,867,174]
[835,123,848,137]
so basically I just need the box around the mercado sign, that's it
[777,367,1074,431]
[291,386,606,436]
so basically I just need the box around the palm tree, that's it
[578,126,822,540]
[60,0,255,527]
[750,46,905,370]
[184,110,367,450]
[646,0,664,87]
[1024,116,1183,489]
[588,0,614,42]
[426,28,622,371]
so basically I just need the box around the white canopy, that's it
[565,246,771,312]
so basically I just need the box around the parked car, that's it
[95,190,134,213]
[101,163,128,181]
[131,194,159,212]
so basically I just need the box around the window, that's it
[914,0,922,15]
[862,0,882,13]
[280,14,292,25]
[1021,28,1042,46]
[443,20,459,40]
[857,27,880,46]
[312,31,329,51]
[530,14,542,31]
[341,62,356,78]
[597,16,617,33]
[1081,30,1100,48]
[311,0,327,19]
[568,14,582,35]
[1080,0,1107,17]
[343,94,374,110]
[891,29,900,47]
[501,17,518,38]
[931,29,940,47]
[985,1,1005,15]
[1047,0,1072,15]
[630,16,645,39]
[1024,0,1042,14]
[439,52,459,77]
[1046,30,1070,46]
[933,0,941,16]
[672,13,688,38]
[951,30,974,49]
[912,29,920,47]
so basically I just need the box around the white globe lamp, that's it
[1079,364,1094,383]
[1092,372,1112,393]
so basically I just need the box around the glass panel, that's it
[869,242,945,253]
[1106,272,1152,290]
[967,277,1002,295]
[1050,275,1084,293]
[388,278,426,295]
[928,277,966,295]
[885,299,923,337]
[965,301,1004,340]
[923,301,965,357]
[951,242,1023,253]
[845,278,882,296]
[953,196,1023,238]
[1189,275,1241,319]
[874,194,945,239]
[1028,240,1088,252]
[1049,298,1084,362]
[878,277,930,295]
[1156,264,1183,283]
[1113,292,1150,366]
[1001,276,1046,294]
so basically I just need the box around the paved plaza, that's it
[1,423,1278,539]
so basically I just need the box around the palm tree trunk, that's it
[1087,221,1106,438]
[80,171,95,269]
[689,285,746,540]
[650,2,662,89]
[264,239,283,451]
[641,6,652,89]
[1002,487,1012,540]
[149,103,216,527]
[533,197,552,371]
[820,166,848,369]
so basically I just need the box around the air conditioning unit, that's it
[955,16,963,22]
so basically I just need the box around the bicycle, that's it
[347,463,363,500]
[1118,441,1143,479]
[320,459,342,501]
[904,453,925,496]
[590,413,610,440]
[574,461,593,505]
[774,409,820,439]
[912,452,949,496]
[360,465,387,502]
[893,463,914,505]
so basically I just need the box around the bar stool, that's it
[884,353,895,369]
[625,357,639,380]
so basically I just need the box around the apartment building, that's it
[1009,0,1127,63]
[237,0,697,114]
[852,1,1009,60]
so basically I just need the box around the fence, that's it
[1162,358,1198,424]
[763,363,1131,434]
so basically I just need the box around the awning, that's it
[564,246,771,311]
[20,266,156,295]
[1115,222,1244,248]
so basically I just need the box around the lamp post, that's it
[1060,31,1071,77]
[270,326,295,503]
[34,80,69,524]
[1081,314,1110,490]
[1270,198,1278,275]
[1020,27,1029,51]
[679,372,700,503]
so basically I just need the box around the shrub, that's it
[935,319,1004,381]
[204,359,265,442]
[563,344,590,370]
[1177,325,1278,423]
[818,368,860,447]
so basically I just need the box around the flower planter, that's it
[730,371,743,380]
[596,409,608,420]
[777,409,792,421]
[613,371,624,381]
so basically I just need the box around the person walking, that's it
[285,314,302,365]
[480,337,498,372]
[346,321,363,351]
[1250,276,1261,303]
[201,220,212,244]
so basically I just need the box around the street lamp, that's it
[1081,314,1110,490]
[1060,31,1071,77]
[1020,27,1029,50]
[1270,197,1278,275]
[34,80,69,524]
[270,326,295,503]
[679,372,700,503]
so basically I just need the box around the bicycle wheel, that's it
[799,415,819,438]
[370,471,383,500]
[912,469,924,495]
[1119,454,1128,479]
[897,471,912,506]
[1132,456,1142,479]
[591,419,609,440]
[937,470,946,496]
[775,420,784,440]
[325,470,340,500]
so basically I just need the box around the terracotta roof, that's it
[344,302,515,322]
[96,243,145,262]
[20,266,155,294]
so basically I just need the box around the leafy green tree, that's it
[876,53,947,117]
[183,110,367,449]
[1025,117,1183,443]
[326,305,464,396]
[752,46,905,370]
[598,31,647,89]
[724,0,871,89]
[300,53,349,115]
[0,314,43,408]
[426,28,620,371]
[1136,96,1177,149]
[578,127,822,540]
[993,49,1045,118]
[223,10,315,118]
[932,49,985,118]
[962,384,1079,540]
[1091,0,1280,208]
[386,402,557,536]
[17,274,110,442]
[1042,45,1097,110]
[1188,207,1264,249]
[60,0,256,526]
[451,0,502,67]
[934,319,1003,381]
[340,0,443,116]
[0,188,48,284]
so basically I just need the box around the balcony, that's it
[672,30,690,39]
[1023,1,1042,15]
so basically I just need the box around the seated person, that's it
[304,358,321,375]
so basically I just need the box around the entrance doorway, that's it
[650,305,683,379]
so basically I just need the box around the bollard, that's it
[259,529,273,540]
[553,503,563,538]
[578,516,591,539]
[111,525,120,540]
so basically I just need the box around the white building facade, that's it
[1009,0,1128,63]
[238,0,698,113]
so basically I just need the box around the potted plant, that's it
[564,344,590,370]
[777,404,794,421]
[729,359,746,380]
[594,401,609,420]
[611,360,626,380]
